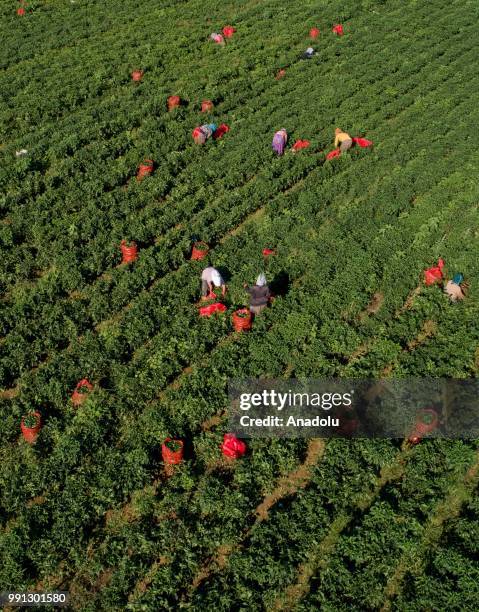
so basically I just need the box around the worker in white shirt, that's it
[201,266,226,299]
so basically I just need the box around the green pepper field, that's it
[1,0,479,609]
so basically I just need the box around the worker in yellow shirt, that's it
[334,128,353,153]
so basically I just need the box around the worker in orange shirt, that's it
[334,128,353,153]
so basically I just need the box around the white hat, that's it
[212,270,223,286]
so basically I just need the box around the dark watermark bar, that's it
[228,379,479,439]
[0,592,69,607]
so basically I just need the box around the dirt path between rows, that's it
[380,450,479,611]
[254,439,325,523]
[345,284,423,370]
[0,387,18,399]
[187,439,326,595]
[358,291,384,322]
[381,318,437,376]
[272,443,413,611]
[127,557,170,604]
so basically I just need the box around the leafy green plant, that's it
[164,439,182,452]
[22,412,40,429]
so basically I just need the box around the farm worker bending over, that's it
[243,273,271,315]
[444,274,466,302]
[201,266,226,298]
[272,129,288,156]
[334,128,353,153]
[302,47,315,59]
[193,123,217,145]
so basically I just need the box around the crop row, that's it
[2,79,478,394]
[2,89,476,436]
[0,0,472,270]
[1,40,478,388]
[1,138,474,596]
[2,100,476,408]
[391,477,479,610]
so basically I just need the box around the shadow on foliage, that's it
[216,266,232,283]
[270,271,290,297]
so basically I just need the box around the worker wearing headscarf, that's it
[334,127,353,152]
[244,273,271,315]
[193,124,217,145]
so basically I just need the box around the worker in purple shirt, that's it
[272,129,288,156]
